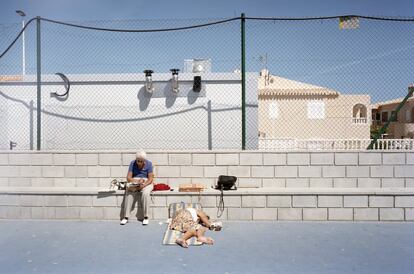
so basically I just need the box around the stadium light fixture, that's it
[16,10,26,75]
[170,69,180,93]
[143,70,154,93]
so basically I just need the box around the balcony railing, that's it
[259,138,414,151]
[352,117,368,124]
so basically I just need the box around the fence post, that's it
[241,13,246,150]
[36,16,41,150]
[367,85,414,150]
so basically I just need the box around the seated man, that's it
[120,151,154,226]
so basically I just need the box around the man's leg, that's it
[176,230,196,248]
[140,183,153,220]
[122,187,135,220]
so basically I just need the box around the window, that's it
[381,111,388,122]
[307,101,325,119]
[268,102,279,119]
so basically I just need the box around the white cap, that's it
[136,151,147,160]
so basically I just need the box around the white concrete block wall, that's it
[1,151,414,221]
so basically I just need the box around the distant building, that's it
[371,96,414,139]
[258,70,371,143]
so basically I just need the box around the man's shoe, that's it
[142,218,149,225]
[120,218,128,225]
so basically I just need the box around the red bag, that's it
[153,183,171,191]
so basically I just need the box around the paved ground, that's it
[0,220,413,274]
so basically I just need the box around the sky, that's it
[1,0,414,103]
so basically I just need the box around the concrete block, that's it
[323,166,346,178]
[42,166,64,178]
[192,154,215,166]
[68,196,93,207]
[146,153,168,165]
[20,195,45,206]
[18,207,32,219]
[166,195,192,205]
[359,153,381,165]
[275,166,297,178]
[204,166,228,178]
[0,195,19,205]
[31,154,53,165]
[383,153,405,165]
[228,208,252,220]
[191,178,214,188]
[110,166,127,178]
[103,207,122,220]
[354,208,378,221]
[318,196,342,208]
[370,166,393,178]
[286,178,309,188]
[253,208,277,220]
[180,166,204,178]
[21,166,42,178]
[334,178,357,188]
[395,166,414,178]
[310,178,333,188]
[53,154,76,165]
[381,178,405,188]
[87,166,111,178]
[263,153,286,165]
[303,208,327,220]
[406,179,414,187]
[238,178,262,188]
[335,153,358,165]
[8,177,31,187]
[267,196,291,207]
[64,166,88,178]
[287,153,310,165]
[76,154,99,165]
[45,195,68,207]
[150,196,167,207]
[262,178,285,188]
[240,153,262,166]
[227,166,250,178]
[0,154,8,165]
[369,196,394,208]
[0,178,8,186]
[358,178,381,188]
[299,166,321,178]
[0,206,20,219]
[167,178,192,188]
[242,195,266,207]
[156,166,182,178]
[76,178,99,187]
[278,208,302,220]
[55,207,80,219]
[80,208,104,220]
[122,153,135,165]
[346,166,369,178]
[395,197,414,207]
[191,195,216,207]
[311,153,334,165]
[380,208,404,221]
[344,196,368,208]
[293,196,317,208]
[32,178,55,187]
[31,208,56,219]
[328,208,353,221]
[0,166,20,177]
[93,196,118,207]
[217,196,241,207]
[99,153,122,165]
[8,154,31,165]
[406,208,414,221]
[169,154,191,165]
[407,153,414,164]
[252,166,274,178]
[152,207,168,220]
[216,154,239,165]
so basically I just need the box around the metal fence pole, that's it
[36,16,42,150]
[241,13,246,150]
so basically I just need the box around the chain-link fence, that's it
[1,15,414,151]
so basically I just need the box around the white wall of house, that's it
[0,72,258,150]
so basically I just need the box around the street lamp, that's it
[16,10,26,76]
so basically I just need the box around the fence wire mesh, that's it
[0,16,413,151]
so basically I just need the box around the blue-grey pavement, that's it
[0,220,413,274]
